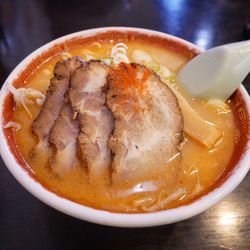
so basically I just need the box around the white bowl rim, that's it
[0,27,250,228]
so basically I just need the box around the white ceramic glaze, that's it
[0,27,249,228]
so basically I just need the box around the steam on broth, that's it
[10,40,236,213]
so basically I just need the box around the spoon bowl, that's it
[178,40,250,100]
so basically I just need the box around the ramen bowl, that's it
[0,27,249,227]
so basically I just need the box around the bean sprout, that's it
[6,82,45,118]
[3,121,20,131]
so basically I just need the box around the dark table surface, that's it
[0,0,250,249]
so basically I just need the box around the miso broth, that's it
[11,40,236,213]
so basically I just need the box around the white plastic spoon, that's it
[177,40,250,100]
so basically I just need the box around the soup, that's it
[6,38,237,213]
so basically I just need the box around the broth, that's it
[11,40,236,213]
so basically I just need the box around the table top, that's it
[0,0,250,249]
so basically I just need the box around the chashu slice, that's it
[49,100,80,177]
[107,63,183,185]
[32,56,83,156]
[69,60,114,183]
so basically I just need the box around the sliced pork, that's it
[107,63,183,184]
[32,56,82,155]
[69,60,114,182]
[49,101,80,176]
